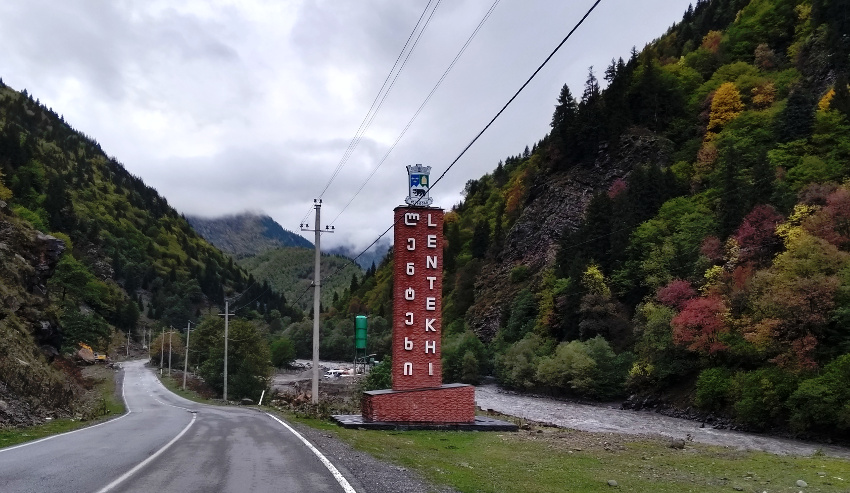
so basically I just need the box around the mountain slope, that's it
[187,212,312,258]
[323,0,850,436]
[0,79,299,423]
[238,247,362,312]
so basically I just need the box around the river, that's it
[475,384,850,458]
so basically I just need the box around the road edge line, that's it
[265,412,357,493]
[94,412,197,493]
[0,363,133,454]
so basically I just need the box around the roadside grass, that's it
[285,412,850,493]
[155,370,217,405]
[0,365,124,449]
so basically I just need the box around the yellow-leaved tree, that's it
[0,169,12,201]
[708,82,744,132]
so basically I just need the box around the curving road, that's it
[0,360,356,493]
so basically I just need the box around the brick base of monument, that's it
[362,383,475,423]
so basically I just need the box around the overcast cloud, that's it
[0,0,693,251]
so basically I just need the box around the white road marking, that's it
[265,413,357,493]
[94,412,197,493]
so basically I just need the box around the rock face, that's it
[467,132,674,340]
[0,210,76,427]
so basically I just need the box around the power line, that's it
[318,0,603,285]
[329,0,502,226]
[299,0,442,225]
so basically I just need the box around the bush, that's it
[729,367,798,430]
[695,367,732,412]
[442,330,488,384]
[495,333,548,390]
[788,354,850,433]
[535,336,631,399]
[270,337,296,368]
[362,357,392,391]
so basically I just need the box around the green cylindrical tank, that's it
[355,315,367,350]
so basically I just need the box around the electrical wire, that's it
[298,0,441,225]
[329,0,502,226]
[317,0,603,285]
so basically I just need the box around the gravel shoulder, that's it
[285,419,459,493]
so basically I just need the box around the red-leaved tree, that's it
[656,279,697,310]
[671,295,728,355]
[734,204,784,266]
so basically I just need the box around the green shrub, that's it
[442,330,488,384]
[362,357,392,391]
[270,337,296,368]
[788,354,850,433]
[510,265,530,283]
[495,333,548,390]
[695,367,732,412]
[729,367,798,430]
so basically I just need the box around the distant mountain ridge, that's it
[187,212,312,258]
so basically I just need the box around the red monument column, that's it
[391,206,443,390]
[361,165,475,424]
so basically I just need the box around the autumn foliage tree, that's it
[672,295,729,355]
[708,82,744,132]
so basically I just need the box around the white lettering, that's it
[407,238,415,251]
[426,255,437,269]
[429,362,434,376]
[406,262,415,276]
[404,362,413,375]
[405,312,414,326]
[427,234,437,248]
[405,288,415,300]
[428,214,437,227]
[404,337,413,350]
[404,212,420,226]
[426,297,436,311]
[425,340,436,353]
[425,318,436,331]
[427,276,436,289]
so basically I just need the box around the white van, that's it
[324,369,344,379]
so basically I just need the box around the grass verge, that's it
[155,370,217,405]
[283,411,850,493]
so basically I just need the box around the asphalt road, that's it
[0,360,356,493]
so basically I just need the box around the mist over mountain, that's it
[187,212,312,258]
[327,238,392,270]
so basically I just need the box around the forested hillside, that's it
[0,80,300,419]
[238,247,365,312]
[323,0,850,436]
[187,212,312,258]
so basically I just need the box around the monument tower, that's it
[360,165,475,423]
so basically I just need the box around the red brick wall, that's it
[392,207,443,391]
[363,385,475,423]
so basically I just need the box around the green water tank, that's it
[355,315,367,350]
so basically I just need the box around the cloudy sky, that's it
[0,0,693,252]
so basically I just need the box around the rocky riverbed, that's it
[475,384,850,458]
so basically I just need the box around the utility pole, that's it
[160,327,164,370]
[301,199,334,404]
[168,327,173,376]
[126,329,130,357]
[183,321,192,390]
[218,301,232,401]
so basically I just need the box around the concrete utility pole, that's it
[301,199,334,404]
[183,321,192,390]
[168,328,173,376]
[126,330,130,357]
[218,301,231,401]
[160,328,164,369]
